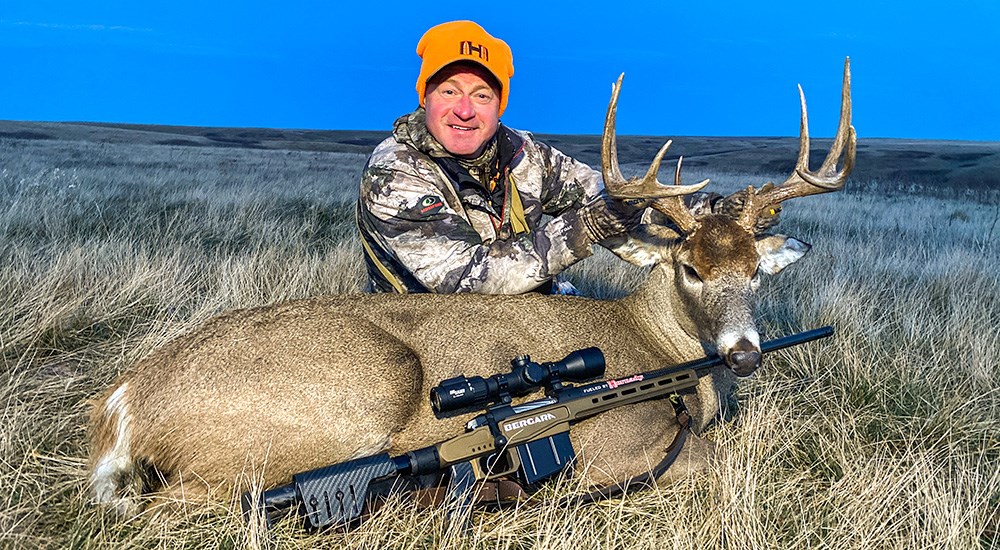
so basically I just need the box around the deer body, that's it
[90,268,734,510]
[89,61,856,514]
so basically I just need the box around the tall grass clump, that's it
[1,135,997,549]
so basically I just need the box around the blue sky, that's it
[2,1,998,140]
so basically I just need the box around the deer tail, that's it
[88,382,142,516]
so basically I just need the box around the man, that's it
[356,20,682,294]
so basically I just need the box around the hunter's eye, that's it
[683,264,702,283]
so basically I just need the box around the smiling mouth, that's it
[449,124,477,131]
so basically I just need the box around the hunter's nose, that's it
[453,95,476,119]
[726,339,761,377]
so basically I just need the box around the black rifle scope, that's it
[430,347,606,418]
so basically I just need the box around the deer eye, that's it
[682,264,702,283]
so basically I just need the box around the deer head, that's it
[603,59,856,377]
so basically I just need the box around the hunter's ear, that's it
[604,223,682,267]
[756,235,810,275]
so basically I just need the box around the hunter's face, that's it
[424,64,501,158]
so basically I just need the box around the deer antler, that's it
[735,58,857,232]
[602,73,710,234]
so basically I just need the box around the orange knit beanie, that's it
[416,20,514,116]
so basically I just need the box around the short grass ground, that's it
[1,134,998,549]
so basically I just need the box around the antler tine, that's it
[642,138,673,184]
[736,184,760,230]
[601,74,628,188]
[736,58,856,231]
[601,74,711,202]
[650,157,702,234]
[816,57,853,176]
[673,156,711,196]
[794,84,812,183]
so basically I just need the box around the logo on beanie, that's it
[460,41,489,61]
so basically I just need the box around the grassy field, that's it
[1,129,998,549]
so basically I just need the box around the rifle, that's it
[241,326,833,531]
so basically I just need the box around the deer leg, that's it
[571,399,715,492]
[571,399,693,486]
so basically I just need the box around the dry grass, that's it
[0,135,997,549]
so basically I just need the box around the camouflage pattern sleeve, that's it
[530,138,605,213]
[359,140,596,294]
[528,138,662,262]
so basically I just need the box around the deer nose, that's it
[726,339,761,377]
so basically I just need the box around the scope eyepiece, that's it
[429,347,606,418]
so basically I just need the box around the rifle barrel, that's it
[644,325,834,379]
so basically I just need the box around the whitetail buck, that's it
[89,60,856,514]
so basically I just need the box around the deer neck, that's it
[622,264,705,361]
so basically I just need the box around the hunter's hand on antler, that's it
[577,191,646,243]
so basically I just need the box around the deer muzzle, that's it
[725,337,761,377]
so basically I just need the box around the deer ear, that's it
[605,223,682,267]
[756,235,810,275]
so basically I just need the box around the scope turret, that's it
[429,347,606,418]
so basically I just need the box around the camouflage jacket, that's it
[357,108,631,294]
